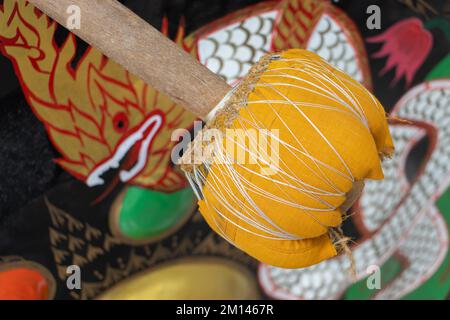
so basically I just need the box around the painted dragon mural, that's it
[1,0,449,300]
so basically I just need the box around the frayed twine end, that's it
[329,228,357,279]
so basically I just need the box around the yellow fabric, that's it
[199,49,394,269]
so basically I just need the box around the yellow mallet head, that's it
[181,49,393,269]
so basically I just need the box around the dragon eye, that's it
[113,112,129,133]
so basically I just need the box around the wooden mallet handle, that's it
[28,0,230,120]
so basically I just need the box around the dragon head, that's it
[0,0,197,191]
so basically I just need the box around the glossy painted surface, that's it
[0,268,50,300]
[116,187,196,241]
[98,258,260,300]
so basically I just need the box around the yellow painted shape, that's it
[98,258,259,300]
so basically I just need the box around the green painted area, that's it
[425,18,450,43]
[119,187,196,240]
[345,255,403,300]
[402,187,450,300]
[426,54,450,81]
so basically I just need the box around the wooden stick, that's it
[27,0,230,120]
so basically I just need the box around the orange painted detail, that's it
[0,268,49,300]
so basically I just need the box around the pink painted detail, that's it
[367,18,432,88]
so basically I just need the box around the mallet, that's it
[27,0,393,269]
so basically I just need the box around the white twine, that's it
[185,56,374,241]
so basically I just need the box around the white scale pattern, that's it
[198,11,365,86]
[198,11,278,84]
[307,14,363,83]
[376,207,447,299]
[361,126,424,231]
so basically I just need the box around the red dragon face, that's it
[0,0,198,191]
